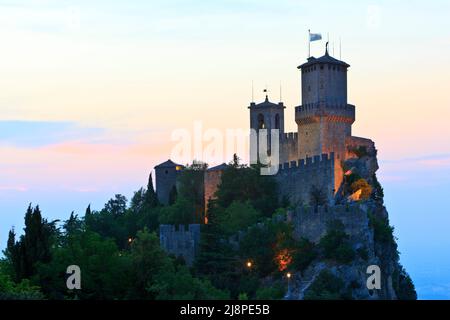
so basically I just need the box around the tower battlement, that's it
[281,132,298,142]
[295,103,355,125]
[159,224,201,266]
[278,152,335,171]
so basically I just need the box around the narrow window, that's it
[275,114,280,129]
[258,114,265,129]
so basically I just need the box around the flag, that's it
[309,33,322,42]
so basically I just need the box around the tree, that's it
[194,200,240,296]
[104,194,128,216]
[37,230,132,299]
[304,270,349,300]
[85,196,129,249]
[214,160,279,217]
[148,264,228,300]
[159,196,196,225]
[0,260,44,300]
[63,212,83,237]
[168,186,178,205]
[127,229,172,299]
[216,201,261,235]
[319,220,355,264]
[145,173,159,208]
[8,205,58,281]
[292,238,317,272]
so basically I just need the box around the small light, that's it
[286,272,292,278]
[128,237,133,243]
[246,261,252,268]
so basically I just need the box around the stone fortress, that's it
[155,45,376,210]
[157,46,381,273]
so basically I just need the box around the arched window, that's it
[275,114,280,129]
[258,114,265,129]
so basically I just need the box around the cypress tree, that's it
[145,173,159,208]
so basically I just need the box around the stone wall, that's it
[279,132,299,164]
[275,153,335,206]
[159,224,201,266]
[287,203,374,246]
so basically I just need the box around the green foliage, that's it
[368,213,395,245]
[239,221,295,277]
[168,186,178,205]
[6,205,58,282]
[238,292,249,300]
[319,220,355,264]
[194,210,240,296]
[304,270,349,300]
[291,238,317,272]
[0,264,44,300]
[176,161,208,223]
[350,178,372,200]
[148,264,229,300]
[37,229,132,299]
[159,196,196,226]
[371,173,384,202]
[216,201,261,236]
[214,159,279,217]
[393,267,417,300]
[128,229,172,299]
[255,283,285,300]
[356,247,369,261]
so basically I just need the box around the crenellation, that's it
[159,224,201,266]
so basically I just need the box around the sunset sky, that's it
[1,0,450,299]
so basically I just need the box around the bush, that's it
[255,283,285,300]
[304,270,349,300]
[368,213,395,245]
[319,220,355,264]
[356,247,369,261]
[350,178,372,200]
[292,238,317,272]
[216,201,261,236]
[393,267,417,300]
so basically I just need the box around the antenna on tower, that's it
[251,80,254,102]
[279,81,282,102]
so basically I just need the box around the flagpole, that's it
[308,29,310,58]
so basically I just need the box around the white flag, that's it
[309,33,322,42]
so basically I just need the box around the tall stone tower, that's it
[295,47,355,161]
[248,95,286,163]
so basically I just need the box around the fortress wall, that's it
[159,224,201,266]
[279,132,299,163]
[287,203,374,246]
[275,153,335,206]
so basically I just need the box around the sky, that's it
[0,0,450,299]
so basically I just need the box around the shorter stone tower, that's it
[154,159,184,205]
[248,95,286,163]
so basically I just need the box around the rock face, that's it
[287,202,401,299]
[285,154,416,300]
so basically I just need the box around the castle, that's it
[154,46,376,210]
